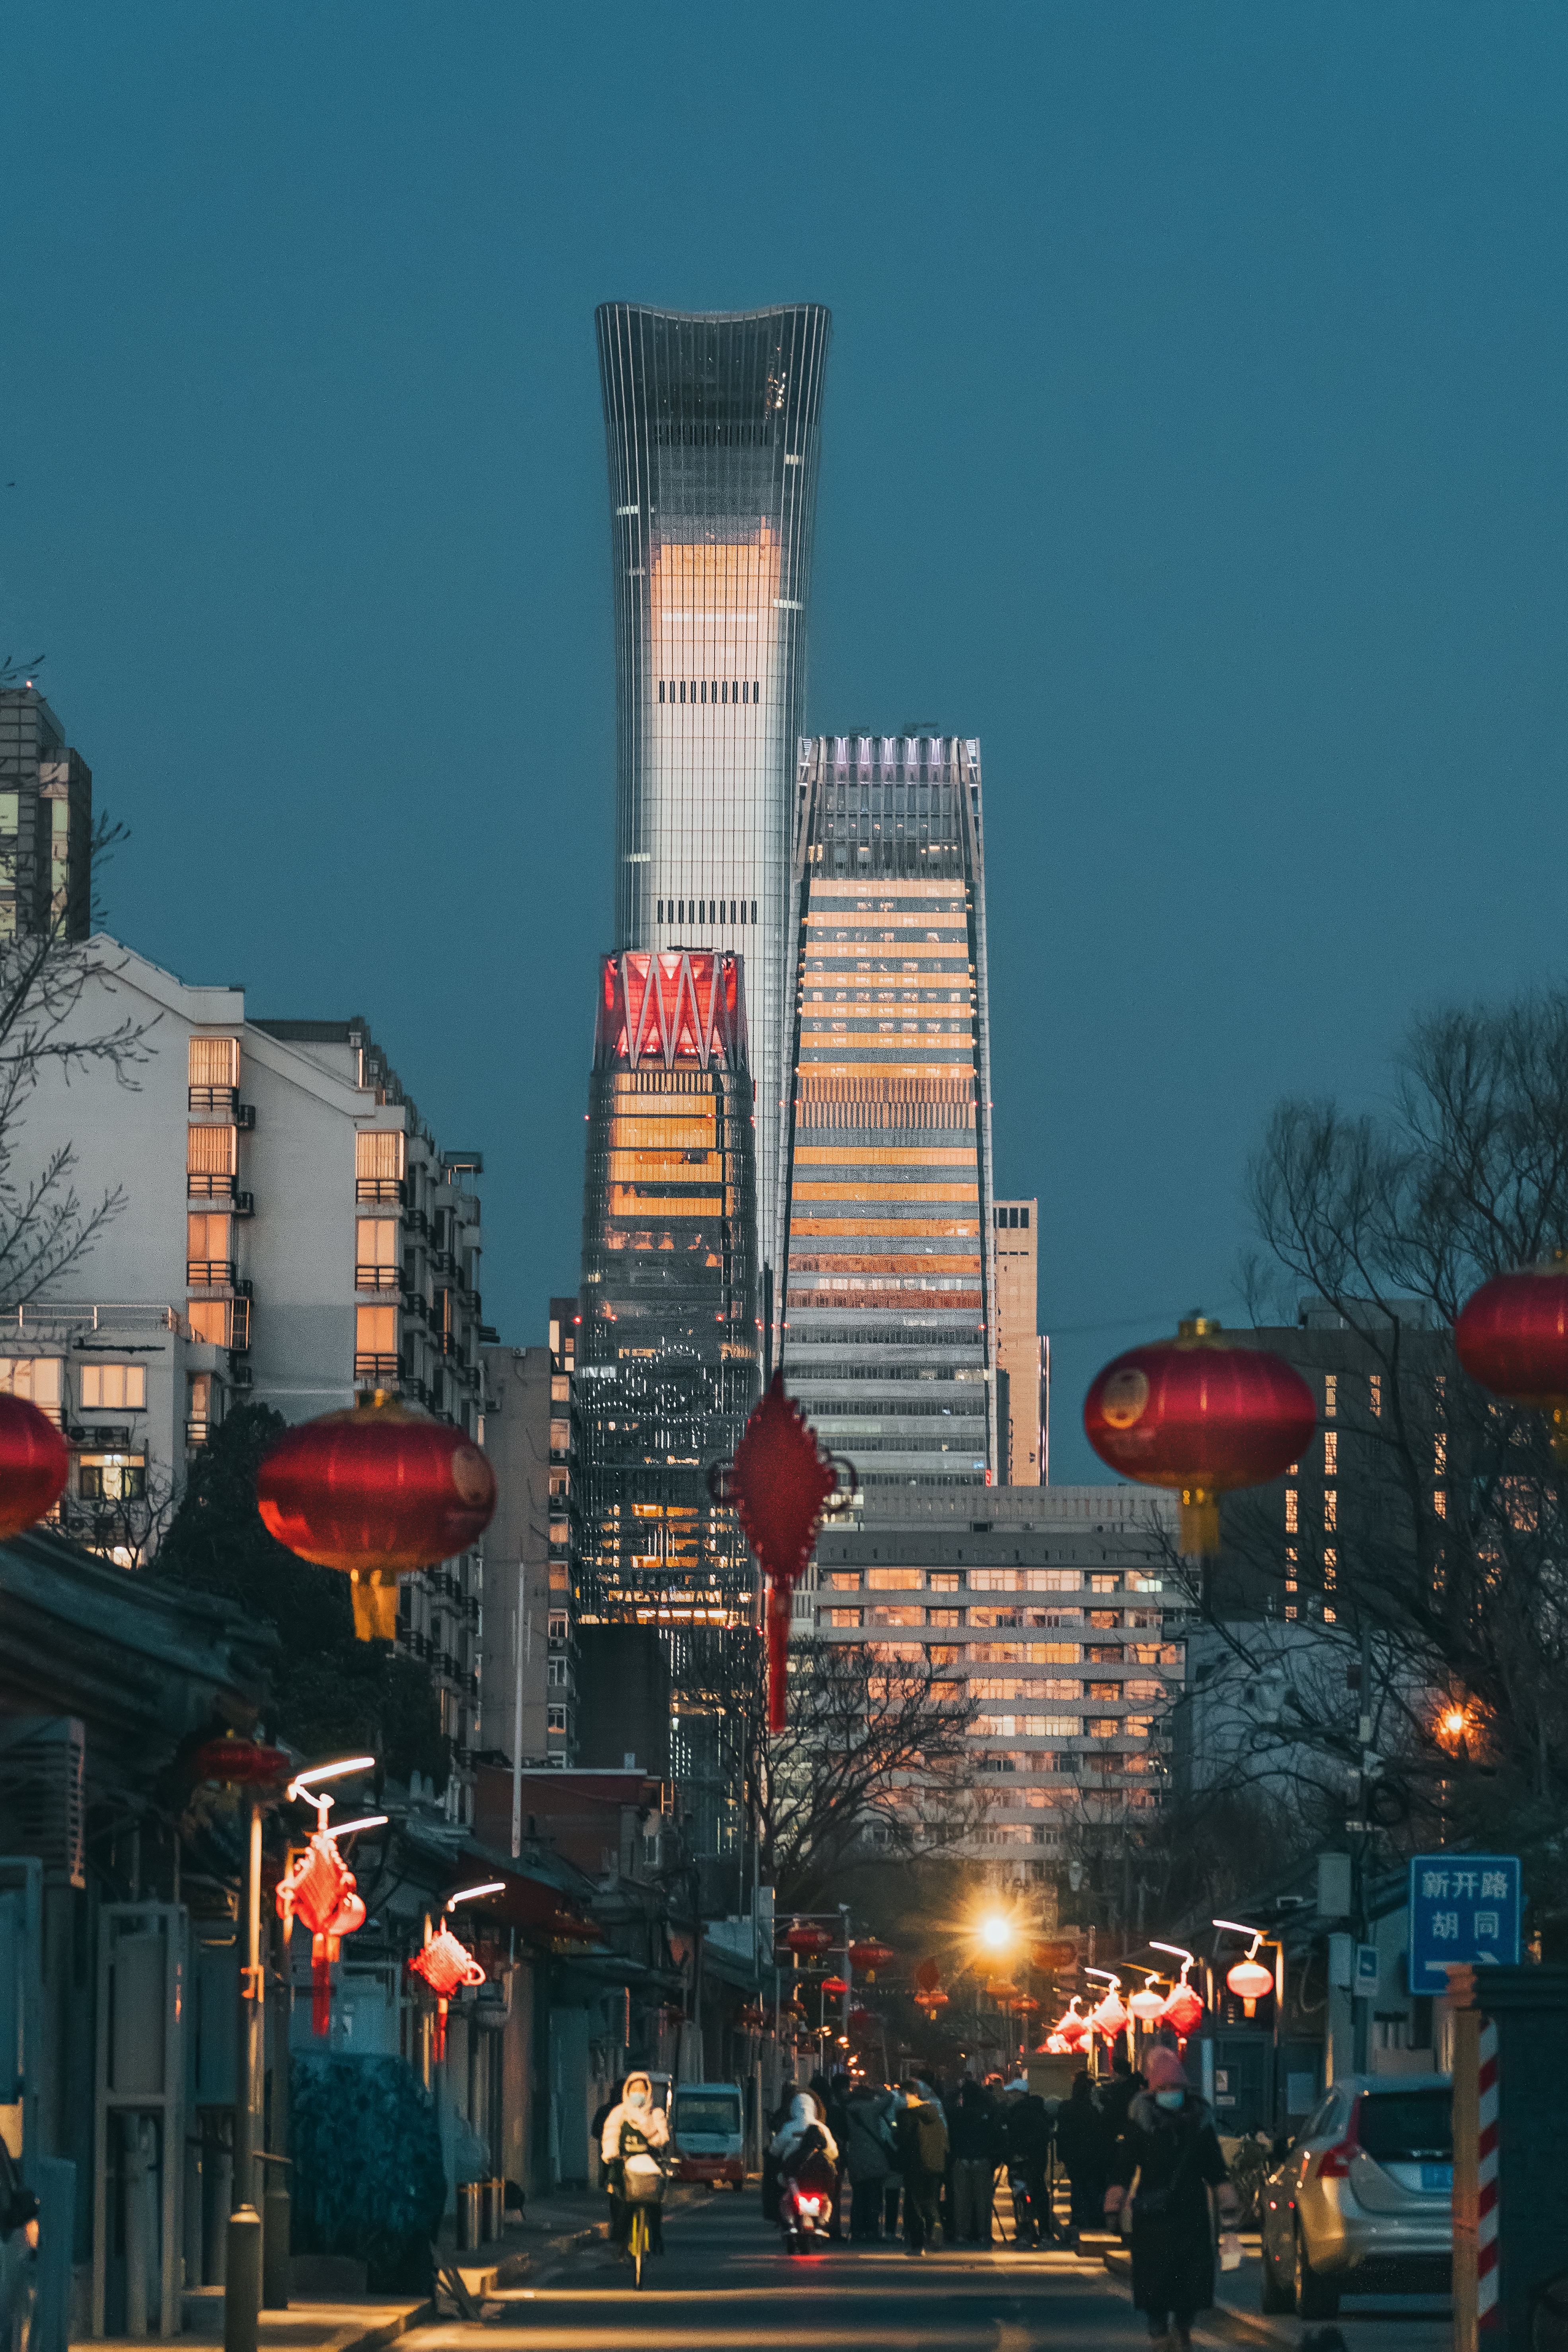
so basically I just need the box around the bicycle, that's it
[628,2197,651,2290]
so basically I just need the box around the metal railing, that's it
[188,1085,239,1114]
[355,1265,400,1291]
[187,1174,236,1201]
[354,1351,402,1381]
[186,1259,238,1289]
[4,1303,183,1334]
[356,1178,403,1205]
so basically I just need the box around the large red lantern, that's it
[1085,1316,1317,1556]
[0,1396,70,1543]
[914,1985,950,2015]
[849,1938,895,1980]
[407,1924,487,2061]
[783,1920,834,1961]
[257,1392,496,1639]
[1226,1956,1274,2017]
[1055,1998,1089,2048]
[276,1830,367,2035]
[709,1372,852,1728]
[1161,1979,1204,2040]
[1455,1255,1568,1460]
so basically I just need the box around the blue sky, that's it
[4,3,1566,1478]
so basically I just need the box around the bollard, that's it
[261,2184,291,2311]
[1451,1963,1568,2351]
[224,2206,263,2352]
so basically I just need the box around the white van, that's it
[670,2081,746,2188]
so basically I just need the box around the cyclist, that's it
[600,2072,670,2260]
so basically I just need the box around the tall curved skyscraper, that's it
[596,301,831,1278]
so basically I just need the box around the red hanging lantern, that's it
[820,1974,850,1998]
[191,1737,293,1786]
[782,1920,834,1961]
[1455,1255,1568,1459]
[1085,1316,1317,1556]
[1055,2000,1089,2048]
[709,1372,853,1728]
[276,1830,367,2035]
[1226,1950,1275,2018]
[1161,1979,1204,2039]
[1127,1978,1167,2024]
[0,1396,70,1543]
[913,1956,943,1994]
[847,2004,876,2035]
[914,1985,949,2015]
[257,1392,497,1640]
[407,1924,487,2062]
[1091,1988,1129,2039]
[848,1937,895,1980]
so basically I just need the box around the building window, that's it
[1285,1488,1298,1533]
[1323,1431,1338,1474]
[1324,1373,1336,1418]
[188,1210,234,1285]
[188,1299,234,1347]
[356,1129,405,1203]
[867,1567,920,1589]
[546,1657,568,1687]
[79,1453,146,1501]
[356,1217,400,1289]
[548,1610,569,1641]
[1324,1488,1337,1531]
[187,1123,237,1179]
[1369,1374,1382,1418]
[79,1364,147,1410]
[0,1358,63,1419]
[355,1304,399,1377]
[547,1706,567,1734]
[189,1034,240,1109]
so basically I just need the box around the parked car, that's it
[670,2081,747,2189]
[1260,2074,1453,2318]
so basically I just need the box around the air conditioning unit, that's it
[0,1717,86,1888]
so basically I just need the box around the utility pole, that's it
[225,1797,263,2352]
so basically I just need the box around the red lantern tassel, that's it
[311,1935,332,2037]
[434,1996,449,2063]
[765,1581,792,1731]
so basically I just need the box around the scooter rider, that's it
[600,2072,671,2258]
[769,2091,840,2246]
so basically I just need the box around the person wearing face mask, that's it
[1102,2045,1239,2352]
[600,2072,671,2259]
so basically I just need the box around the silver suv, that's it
[1260,2074,1453,2319]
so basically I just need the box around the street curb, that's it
[332,2301,436,2352]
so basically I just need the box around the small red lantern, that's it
[276,1831,367,2035]
[783,1921,834,1961]
[407,1924,486,2062]
[1455,1256,1568,1459]
[709,1372,851,1728]
[1014,1994,1040,2015]
[1161,1979,1204,2039]
[191,1737,293,1787]
[820,1974,849,1998]
[1091,1988,1129,2039]
[1085,1316,1317,1556]
[1226,1945,1275,2018]
[0,1396,70,1543]
[1127,1978,1167,2024]
[914,1985,949,2015]
[848,1937,895,1980]
[257,1392,497,1641]
[847,2004,875,2035]
[1055,2000,1088,2048]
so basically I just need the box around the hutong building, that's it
[778,732,998,1489]
[595,301,831,1283]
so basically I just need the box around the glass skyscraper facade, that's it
[577,949,760,1622]
[779,734,997,1490]
[596,302,831,1279]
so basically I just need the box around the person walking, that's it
[1103,2045,1239,2352]
[894,2080,949,2256]
[1054,2068,1111,2239]
[946,2077,1001,2245]
[762,2080,797,2221]
[998,2077,1055,2245]
[841,2081,893,2241]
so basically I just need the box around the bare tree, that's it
[1210,985,1568,1928]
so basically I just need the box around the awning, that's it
[471,1859,604,1946]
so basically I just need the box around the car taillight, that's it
[1317,2100,1362,2179]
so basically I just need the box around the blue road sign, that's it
[1407,1854,1521,1994]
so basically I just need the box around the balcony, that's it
[189,1085,238,1114]
[188,1174,236,1202]
[401,1205,428,1235]
[355,1351,402,1382]
[230,1295,252,1351]
[357,1178,404,1206]
[236,1103,256,1131]
[187,1416,210,1447]
[232,1190,255,1217]
[355,1265,400,1291]
[187,1258,238,1289]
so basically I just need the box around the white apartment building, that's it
[810,1485,1186,1881]
[0,938,491,1785]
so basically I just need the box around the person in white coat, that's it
[599,2072,671,2256]
[770,2090,840,2168]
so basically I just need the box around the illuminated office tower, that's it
[780,734,997,1490]
[596,302,831,1278]
[993,1197,1046,1484]
[577,949,759,1620]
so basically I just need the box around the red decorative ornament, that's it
[1013,1994,1041,2016]
[847,2004,876,2034]
[914,1986,950,2014]
[1161,1980,1204,2039]
[257,1392,497,1641]
[710,1372,851,1728]
[820,1974,850,1998]
[1455,1256,1568,1460]
[1056,2000,1089,2048]
[276,1831,368,2036]
[0,1396,70,1543]
[191,1737,293,1787]
[782,1920,834,1961]
[1091,1989,1129,2040]
[1127,1979,1167,2024]
[848,1938,895,1980]
[1085,1316,1317,1557]
[1226,1957,1275,2017]
[407,1924,487,2062]
[913,1956,943,1994]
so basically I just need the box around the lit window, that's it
[1323,1431,1338,1473]
[188,1211,233,1280]
[189,1035,240,1088]
[356,1217,400,1287]
[1323,1546,1337,1591]
[1285,1489,1298,1533]
[547,1706,567,1733]
[0,1358,63,1415]
[355,1304,398,1368]
[867,1567,920,1589]
[1324,1489,1337,1531]
[356,1131,405,1184]
[188,1299,233,1346]
[187,1124,237,1175]
[1324,1373,1336,1418]
[1369,1375,1382,1418]
[79,1364,147,1410]
[78,1453,146,1501]
[1434,1489,1447,1518]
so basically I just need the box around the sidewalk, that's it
[79,2286,431,2352]
[441,2179,710,2297]
[1103,2237,1453,2352]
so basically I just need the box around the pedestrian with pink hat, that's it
[1102,2045,1239,2352]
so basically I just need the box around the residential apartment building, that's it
[479,1302,582,1773]
[779,732,997,1488]
[993,1197,1045,1485]
[812,1486,1185,1880]
[596,301,831,1277]
[0,684,93,940]
[576,948,759,1624]
[0,939,491,1797]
